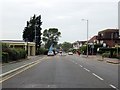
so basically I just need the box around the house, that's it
[97,29,120,47]
[73,41,86,50]
[88,35,98,44]
[1,40,36,56]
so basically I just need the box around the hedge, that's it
[2,52,9,63]
[2,48,27,63]
[102,52,110,58]
[36,48,48,55]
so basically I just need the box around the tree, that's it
[61,42,72,52]
[42,28,61,49]
[23,14,42,51]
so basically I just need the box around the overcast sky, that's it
[0,0,119,43]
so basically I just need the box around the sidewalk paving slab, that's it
[80,55,120,64]
[1,55,46,73]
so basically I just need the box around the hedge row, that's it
[2,48,27,63]
[36,47,48,55]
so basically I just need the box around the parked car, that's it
[68,52,73,55]
[47,51,54,56]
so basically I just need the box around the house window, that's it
[115,33,118,38]
[100,40,103,44]
[101,33,103,36]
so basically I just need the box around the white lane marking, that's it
[109,84,117,89]
[79,65,83,67]
[83,68,90,72]
[75,63,78,64]
[92,73,104,80]
[48,85,50,88]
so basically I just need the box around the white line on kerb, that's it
[109,84,117,89]
[92,73,104,80]
[83,68,90,72]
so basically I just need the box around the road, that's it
[2,55,119,89]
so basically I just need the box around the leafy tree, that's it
[61,42,72,52]
[23,14,42,51]
[42,28,61,49]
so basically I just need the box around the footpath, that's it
[81,55,120,64]
[0,55,46,75]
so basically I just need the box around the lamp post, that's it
[34,23,39,54]
[82,19,89,57]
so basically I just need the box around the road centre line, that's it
[48,85,50,88]
[92,73,104,80]
[71,60,118,89]
[109,84,117,89]
[75,63,78,64]
[83,68,90,72]
[79,65,83,67]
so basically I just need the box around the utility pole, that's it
[82,19,89,57]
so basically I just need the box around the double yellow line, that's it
[0,58,45,83]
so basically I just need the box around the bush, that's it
[9,48,27,60]
[38,48,48,55]
[117,55,120,59]
[17,49,27,59]
[2,43,27,62]
[2,52,9,63]
[8,48,20,60]
[102,52,110,58]
[79,45,87,55]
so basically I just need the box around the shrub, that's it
[2,52,9,63]
[8,48,19,60]
[117,55,120,60]
[17,49,26,59]
[2,43,27,62]
[38,48,48,55]
[102,52,110,58]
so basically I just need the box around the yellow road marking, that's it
[0,61,41,83]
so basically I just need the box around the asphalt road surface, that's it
[2,55,119,89]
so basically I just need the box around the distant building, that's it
[97,29,120,47]
[1,40,36,56]
[73,41,86,49]
[88,35,98,44]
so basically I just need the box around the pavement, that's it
[1,55,46,73]
[80,54,120,64]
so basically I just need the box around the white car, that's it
[68,52,73,55]
[47,51,54,56]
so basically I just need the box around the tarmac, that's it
[0,54,119,81]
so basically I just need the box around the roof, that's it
[1,40,25,43]
[73,41,86,44]
[98,29,119,33]
[1,40,35,44]
[88,35,98,43]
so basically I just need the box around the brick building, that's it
[97,29,120,47]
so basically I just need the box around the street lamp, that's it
[81,19,89,57]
